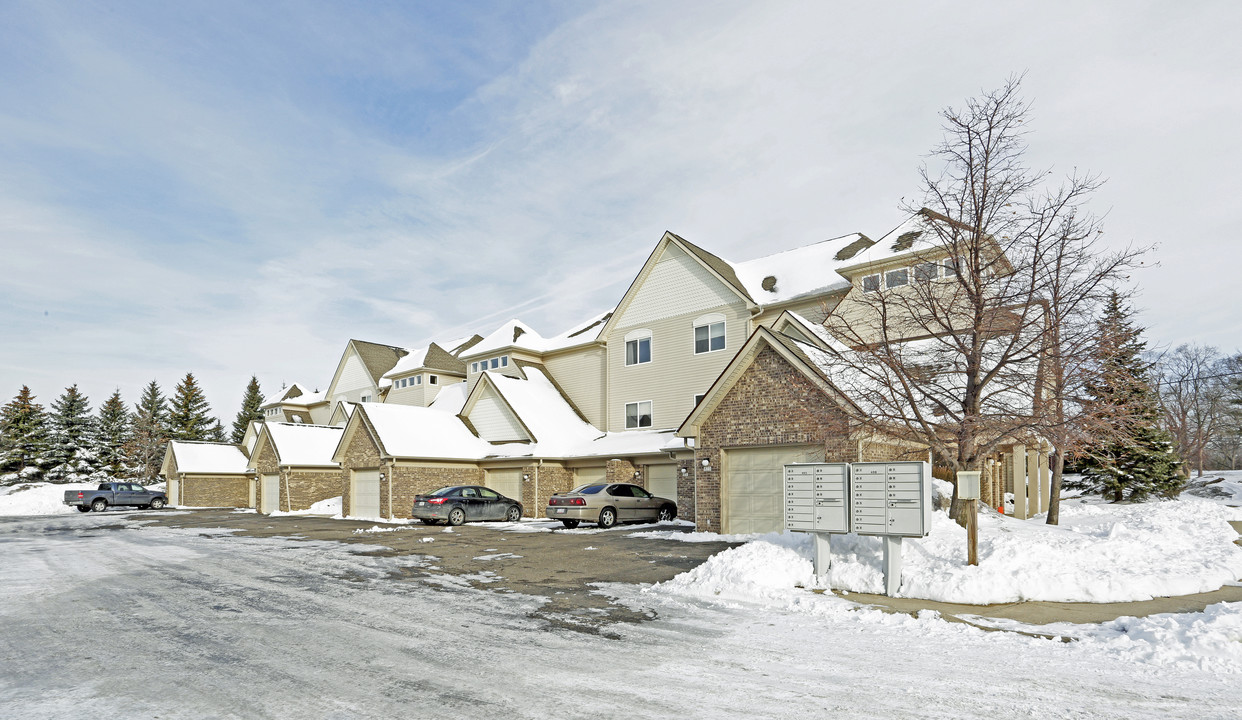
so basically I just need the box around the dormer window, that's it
[360,394,371,403]
[862,274,881,293]
[429,375,438,385]
[914,262,938,283]
[415,375,423,385]
[885,269,909,288]
[471,362,478,373]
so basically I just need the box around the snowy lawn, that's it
[634,496,1242,604]
[0,482,108,516]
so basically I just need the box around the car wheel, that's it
[598,507,617,529]
[505,505,522,523]
[76,506,91,513]
[447,508,466,526]
[150,498,165,510]
[560,519,580,529]
[91,499,107,513]
[657,505,676,522]
[419,519,439,525]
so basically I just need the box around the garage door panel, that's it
[723,446,814,535]
[351,470,380,518]
[575,467,606,486]
[647,465,678,503]
[486,470,522,502]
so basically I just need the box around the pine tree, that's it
[231,376,264,444]
[1076,293,1183,500]
[0,386,50,484]
[208,419,227,443]
[96,390,132,478]
[45,385,104,483]
[168,373,216,442]
[125,380,169,483]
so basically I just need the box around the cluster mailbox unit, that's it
[784,461,932,595]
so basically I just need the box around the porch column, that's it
[1026,445,1041,515]
[1038,442,1051,513]
[1011,444,1028,519]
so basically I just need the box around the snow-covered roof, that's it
[428,381,470,415]
[169,441,250,475]
[264,423,345,467]
[484,369,602,453]
[463,319,545,358]
[356,402,493,460]
[539,309,613,352]
[266,382,326,407]
[834,212,962,274]
[732,233,873,304]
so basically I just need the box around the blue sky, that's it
[2,0,1240,420]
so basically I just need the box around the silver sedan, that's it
[545,483,677,529]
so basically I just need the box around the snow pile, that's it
[353,525,411,534]
[653,498,1242,604]
[270,495,342,517]
[1183,470,1242,508]
[0,483,100,516]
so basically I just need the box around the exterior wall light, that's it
[700,458,711,472]
[522,474,530,481]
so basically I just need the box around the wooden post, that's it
[1039,442,1051,512]
[964,499,979,565]
[1026,446,1041,516]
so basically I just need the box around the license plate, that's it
[555,508,566,514]
[416,501,425,506]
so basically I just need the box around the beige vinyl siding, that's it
[464,352,536,393]
[608,302,749,431]
[331,349,375,405]
[386,379,431,407]
[615,244,741,329]
[467,386,530,442]
[543,346,606,428]
[752,294,842,329]
[308,404,331,425]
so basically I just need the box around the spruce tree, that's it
[1076,293,1183,500]
[231,376,264,444]
[125,380,169,483]
[96,390,132,478]
[168,373,216,442]
[45,385,104,483]
[208,419,227,443]
[0,386,50,484]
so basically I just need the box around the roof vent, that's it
[512,326,525,343]
[761,275,777,292]
[834,235,873,261]
[891,231,923,252]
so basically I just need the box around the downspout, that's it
[535,458,543,519]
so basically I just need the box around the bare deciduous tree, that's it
[1156,344,1229,477]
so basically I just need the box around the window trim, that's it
[693,393,705,406]
[885,268,909,288]
[913,261,938,283]
[624,400,654,429]
[862,274,881,293]
[624,329,653,367]
[429,375,438,385]
[692,313,727,355]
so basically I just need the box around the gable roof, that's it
[339,402,493,461]
[461,319,545,359]
[351,340,409,384]
[672,233,756,304]
[163,441,251,475]
[257,422,345,468]
[732,233,873,304]
[381,340,469,384]
[468,369,602,452]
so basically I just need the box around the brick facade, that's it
[180,475,250,508]
[283,470,343,512]
[691,344,912,531]
[521,463,575,516]
[384,464,483,519]
[606,458,644,488]
[337,421,383,518]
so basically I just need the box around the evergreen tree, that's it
[231,376,264,444]
[208,419,227,443]
[45,385,104,483]
[96,390,132,478]
[168,373,216,442]
[125,380,169,483]
[1076,293,1183,500]
[0,386,50,484]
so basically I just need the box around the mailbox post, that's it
[957,470,981,566]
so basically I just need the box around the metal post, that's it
[882,536,903,596]
[813,532,832,579]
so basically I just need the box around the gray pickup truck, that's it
[64,482,168,513]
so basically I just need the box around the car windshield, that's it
[572,484,606,495]
[428,487,460,497]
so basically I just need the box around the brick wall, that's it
[606,459,643,488]
[521,463,575,516]
[337,421,382,518]
[384,464,483,519]
[181,475,250,508]
[252,437,278,510]
[282,470,343,512]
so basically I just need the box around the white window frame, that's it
[693,393,705,406]
[693,313,726,355]
[624,329,652,366]
[429,375,438,385]
[415,375,422,385]
[913,261,938,283]
[625,400,653,429]
[862,274,881,293]
[360,394,371,403]
[490,358,499,369]
[501,356,508,367]
[471,362,478,373]
[885,268,909,288]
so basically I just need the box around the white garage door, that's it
[486,469,523,502]
[646,465,678,504]
[350,470,381,519]
[261,474,280,514]
[723,446,816,535]
[168,476,179,506]
[574,467,606,487]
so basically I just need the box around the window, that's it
[471,362,478,373]
[693,314,726,354]
[885,268,909,288]
[501,356,508,367]
[360,394,371,403]
[414,375,423,385]
[625,401,653,429]
[478,488,499,500]
[490,358,499,369]
[943,257,960,276]
[573,484,606,494]
[461,487,478,498]
[624,329,652,366]
[693,393,705,406]
[914,262,938,283]
[429,375,438,385]
[862,274,881,293]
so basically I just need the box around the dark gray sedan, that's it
[412,485,523,526]
[545,483,676,529]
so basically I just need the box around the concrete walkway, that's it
[834,520,1242,631]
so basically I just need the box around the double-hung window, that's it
[885,268,909,288]
[862,274,881,293]
[624,329,652,366]
[625,401,653,429]
[913,262,938,283]
[693,314,726,354]
[414,375,422,385]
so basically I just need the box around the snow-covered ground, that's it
[0,482,103,516]
[1,513,1240,719]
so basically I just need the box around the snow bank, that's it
[0,483,100,516]
[653,497,1242,605]
[270,495,342,518]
